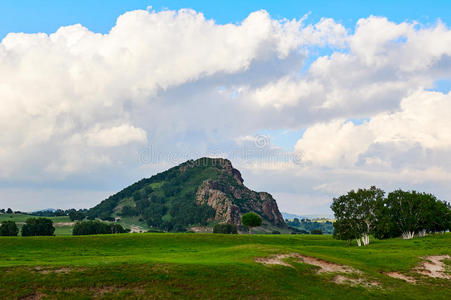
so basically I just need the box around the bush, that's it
[0,220,18,236]
[311,229,323,235]
[22,218,55,236]
[213,223,238,234]
[72,220,126,235]
[271,230,281,234]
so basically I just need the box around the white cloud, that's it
[1,8,451,213]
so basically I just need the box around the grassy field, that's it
[0,233,450,299]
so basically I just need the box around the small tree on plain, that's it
[0,220,19,236]
[241,212,262,234]
[6,208,13,214]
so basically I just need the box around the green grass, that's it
[0,233,450,299]
[0,213,71,223]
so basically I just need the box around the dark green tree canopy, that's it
[21,218,55,236]
[72,220,126,235]
[241,212,262,233]
[0,220,19,236]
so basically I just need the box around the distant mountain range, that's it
[281,212,334,220]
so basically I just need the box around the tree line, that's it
[0,218,127,236]
[331,186,451,246]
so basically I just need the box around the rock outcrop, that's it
[194,159,286,227]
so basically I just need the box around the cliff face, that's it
[194,159,286,227]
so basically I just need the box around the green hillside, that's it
[0,233,450,299]
[88,158,287,233]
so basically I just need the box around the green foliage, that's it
[72,220,126,235]
[119,205,138,217]
[68,209,86,221]
[381,190,451,238]
[332,187,451,243]
[310,229,323,235]
[21,218,55,236]
[0,220,18,236]
[331,186,385,245]
[213,223,238,234]
[6,208,13,214]
[241,212,262,234]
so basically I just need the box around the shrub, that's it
[213,223,238,234]
[22,218,55,236]
[311,229,323,235]
[271,230,281,234]
[72,220,126,235]
[0,220,19,236]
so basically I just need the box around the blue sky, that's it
[1,0,451,39]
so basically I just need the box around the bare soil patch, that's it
[53,222,75,227]
[384,272,416,284]
[333,275,380,288]
[416,255,451,279]
[255,253,357,273]
[34,266,84,274]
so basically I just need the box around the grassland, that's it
[0,233,450,299]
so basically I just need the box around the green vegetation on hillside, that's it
[87,158,285,232]
[0,233,449,299]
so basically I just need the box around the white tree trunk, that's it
[417,229,426,237]
[356,238,362,247]
[402,231,415,239]
[362,234,370,245]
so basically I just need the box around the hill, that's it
[0,233,450,299]
[88,158,287,232]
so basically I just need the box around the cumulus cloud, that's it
[1,8,451,212]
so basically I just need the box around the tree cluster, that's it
[0,221,19,236]
[331,187,451,246]
[22,218,55,236]
[72,220,126,235]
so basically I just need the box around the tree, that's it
[6,208,13,214]
[21,218,55,236]
[311,229,323,235]
[241,212,262,234]
[384,190,449,239]
[331,186,384,246]
[72,220,126,235]
[69,210,86,221]
[0,209,5,214]
[0,221,19,236]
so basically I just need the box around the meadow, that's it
[0,233,450,299]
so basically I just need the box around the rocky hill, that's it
[88,158,286,232]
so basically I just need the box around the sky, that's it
[1,1,451,215]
